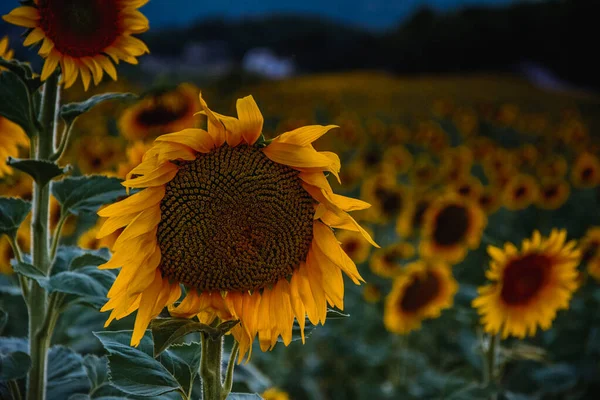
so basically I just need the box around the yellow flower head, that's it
[262,387,290,400]
[97,94,377,362]
[502,174,539,211]
[473,229,581,339]
[571,152,600,189]
[384,260,457,334]
[3,0,150,89]
[536,179,570,210]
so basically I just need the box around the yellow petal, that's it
[236,95,263,145]
[99,186,165,217]
[275,125,337,146]
[263,142,335,169]
[155,128,216,153]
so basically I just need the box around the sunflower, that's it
[384,261,457,334]
[3,0,149,90]
[580,227,600,263]
[360,174,408,223]
[472,229,580,338]
[420,194,486,264]
[370,243,416,278]
[336,227,374,264]
[396,193,435,238]
[502,174,539,211]
[448,174,484,202]
[477,186,502,215]
[410,155,438,189]
[97,94,377,361]
[261,388,290,400]
[119,84,200,140]
[571,152,600,189]
[362,283,382,304]
[0,117,29,178]
[588,256,600,282]
[70,135,124,174]
[440,145,473,182]
[0,36,15,66]
[536,155,568,180]
[536,179,570,210]
[382,145,413,175]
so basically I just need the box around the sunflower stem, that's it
[221,341,239,400]
[50,118,76,162]
[200,333,224,400]
[482,333,499,388]
[27,72,60,400]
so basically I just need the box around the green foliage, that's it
[150,318,239,356]
[0,197,31,238]
[47,346,91,399]
[94,330,201,398]
[7,158,68,187]
[0,57,42,92]
[61,93,137,124]
[0,350,31,380]
[52,176,127,216]
[0,69,37,136]
[228,394,263,399]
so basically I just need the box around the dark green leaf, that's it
[47,346,91,400]
[151,318,239,356]
[6,158,68,187]
[227,394,263,399]
[0,70,36,135]
[160,342,201,396]
[82,354,109,390]
[61,93,137,124]
[0,57,42,92]
[0,197,32,238]
[69,248,110,270]
[94,331,182,397]
[52,176,126,216]
[532,363,578,393]
[11,261,47,285]
[0,309,7,334]
[48,267,114,298]
[52,246,91,275]
[0,337,27,353]
[0,351,31,380]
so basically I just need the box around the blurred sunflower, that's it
[361,174,408,223]
[370,243,416,278]
[411,155,438,189]
[116,141,152,179]
[70,135,124,174]
[588,256,600,282]
[571,152,600,189]
[0,36,15,65]
[98,94,376,361]
[536,179,570,210]
[0,223,30,275]
[502,174,539,211]
[448,174,484,202]
[382,145,413,175]
[477,186,502,215]
[440,145,473,182]
[512,144,538,169]
[473,230,580,338]
[362,283,382,304]
[396,193,435,238]
[580,227,600,263]
[536,154,568,180]
[3,0,149,89]
[384,261,457,334]
[337,227,374,264]
[49,196,76,236]
[119,84,200,140]
[0,117,29,179]
[420,194,486,264]
[262,388,290,400]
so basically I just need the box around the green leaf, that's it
[60,92,137,124]
[11,260,47,284]
[47,346,91,400]
[69,248,110,270]
[0,57,42,92]
[6,158,68,187]
[82,354,109,390]
[0,70,36,136]
[52,176,126,216]
[94,331,182,397]
[227,394,263,399]
[0,309,7,334]
[0,351,31,380]
[0,197,32,238]
[47,267,115,308]
[532,363,578,393]
[150,318,239,356]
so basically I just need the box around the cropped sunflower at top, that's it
[420,193,486,264]
[97,94,377,362]
[472,230,580,339]
[118,84,200,141]
[384,260,458,334]
[3,0,149,89]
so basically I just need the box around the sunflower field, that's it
[1,2,600,400]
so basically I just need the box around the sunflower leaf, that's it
[60,92,137,124]
[0,197,31,239]
[94,330,190,397]
[0,350,31,380]
[0,57,42,92]
[47,346,91,400]
[52,176,126,216]
[6,158,68,187]
[46,267,114,306]
[0,70,38,136]
[150,318,239,357]
[10,260,47,284]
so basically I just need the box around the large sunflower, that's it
[97,94,377,361]
[3,0,149,89]
[118,84,200,141]
[384,261,457,334]
[472,230,580,339]
[420,194,486,264]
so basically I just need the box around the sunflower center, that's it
[412,200,429,229]
[500,254,549,305]
[157,145,315,292]
[399,271,440,313]
[432,204,469,246]
[375,187,403,217]
[342,239,359,256]
[135,98,190,128]
[39,0,121,57]
[582,167,594,181]
[543,186,558,199]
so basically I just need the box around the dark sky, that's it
[0,0,527,31]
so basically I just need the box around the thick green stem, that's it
[200,334,224,400]
[221,341,239,400]
[27,73,59,400]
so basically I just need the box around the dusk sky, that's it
[0,0,531,31]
